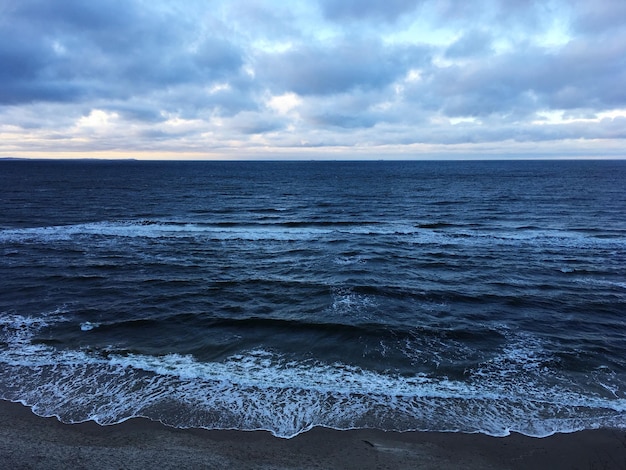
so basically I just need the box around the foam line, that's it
[1,220,624,249]
[0,311,624,438]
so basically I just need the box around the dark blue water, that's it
[1,159,625,437]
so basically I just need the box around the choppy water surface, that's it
[1,160,625,437]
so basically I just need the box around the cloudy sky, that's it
[1,0,626,160]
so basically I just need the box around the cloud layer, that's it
[1,0,625,159]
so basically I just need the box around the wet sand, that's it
[0,400,624,469]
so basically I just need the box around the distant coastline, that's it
[2,156,626,162]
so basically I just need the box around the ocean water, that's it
[0,159,625,438]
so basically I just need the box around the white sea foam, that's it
[80,321,100,331]
[574,278,626,292]
[328,287,376,321]
[332,255,365,265]
[1,220,624,250]
[0,221,334,243]
[0,310,624,438]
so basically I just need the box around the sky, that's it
[1,0,626,160]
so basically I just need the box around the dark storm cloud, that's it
[410,34,626,121]
[229,112,284,135]
[194,39,244,76]
[3,0,144,91]
[12,0,135,31]
[430,0,549,32]
[544,36,626,108]
[101,104,165,123]
[309,112,379,129]
[319,0,420,22]
[256,40,431,95]
[571,0,626,33]
[0,16,85,104]
[0,0,246,105]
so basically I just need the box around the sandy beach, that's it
[0,400,623,469]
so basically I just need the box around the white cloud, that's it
[266,93,302,115]
[75,110,120,131]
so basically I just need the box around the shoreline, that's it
[1,400,625,469]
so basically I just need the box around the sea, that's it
[0,159,625,438]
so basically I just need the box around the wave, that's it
[0,221,333,242]
[69,313,505,351]
[1,220,624,249]
[0,309,624,439]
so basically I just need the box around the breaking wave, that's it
[1,309,624,438]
